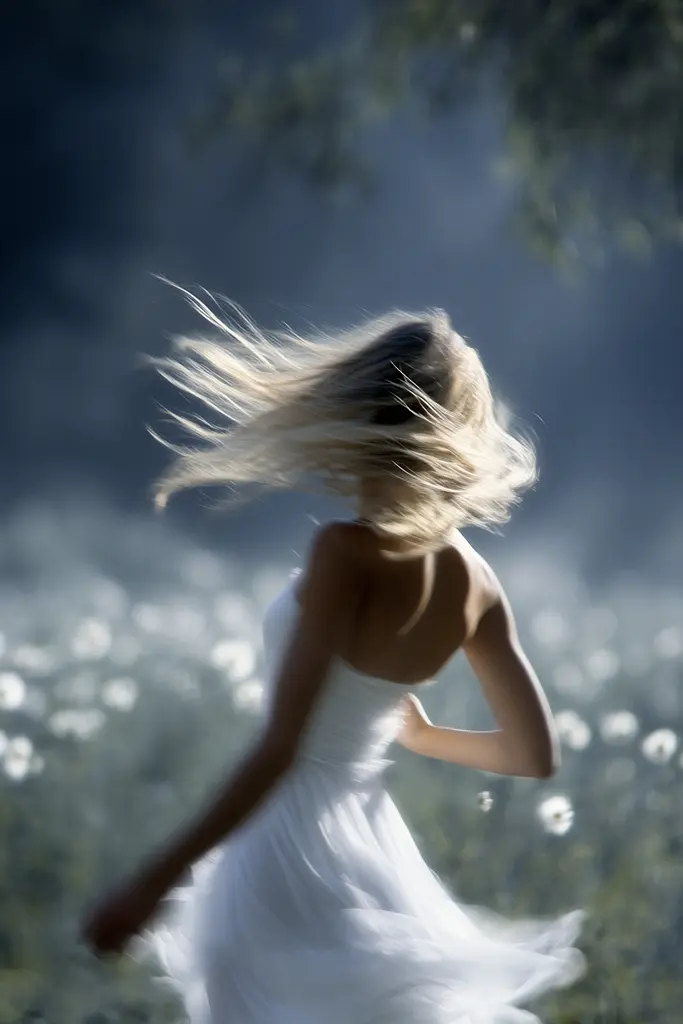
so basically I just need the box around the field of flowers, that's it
[1,497,682,1024]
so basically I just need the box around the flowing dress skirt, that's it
[147,757,584,1024]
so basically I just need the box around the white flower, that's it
[102,676,139,712]
[0,672,26,710]
[3,734,35,783]
[477,791,493,812]
[232,678,264,714]
[600,711,639,745]
[642,728,678,764]
[537,795,574,836]
[49,708,106,740]
[4,754,30,781]
[555,710,592,751]
[70,618,112,660]
[11,644,56,675]
[211,640,256,681]
[6,735,32,760]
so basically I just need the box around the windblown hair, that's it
[145,281,537,558]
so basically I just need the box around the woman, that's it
[82,287,584,1022]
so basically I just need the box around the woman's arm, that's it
[398,584,559,780]
[140,522,366,891]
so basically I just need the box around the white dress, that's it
[148,575,585,1023]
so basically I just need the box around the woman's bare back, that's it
[295,519,495,686]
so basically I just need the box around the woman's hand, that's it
[396,693,432,753]
[80,866,170,958]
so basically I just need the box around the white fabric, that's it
[147,575,585,1023]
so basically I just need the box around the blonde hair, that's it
[144,281,537,558]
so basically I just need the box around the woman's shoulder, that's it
[449,531,499,596]
[303,519,374,573]
[316,519,495,589]
[294,520,373,608]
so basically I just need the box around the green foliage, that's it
[199,0,683,265]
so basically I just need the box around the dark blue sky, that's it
[2,1,681,583]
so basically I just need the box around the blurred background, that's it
[2,2,683,1021]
